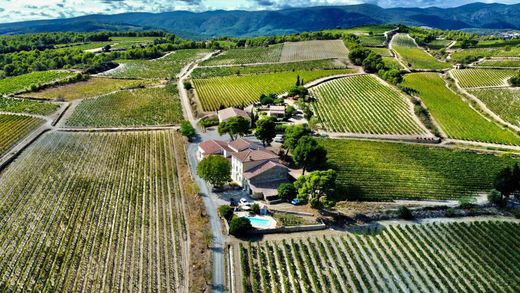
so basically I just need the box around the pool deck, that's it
[236,212,277,229]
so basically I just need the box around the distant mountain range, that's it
[1,3,519,38]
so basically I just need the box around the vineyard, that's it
[240,221,520,293]
[451,47,520,64]
[193,69,350,111]
[391,34,450,70]
[359,35,386,47]
[27,77,151,101]
[369,48,392,57]
[0,114,44,157]
[469,88,520,127]
[425,39,452,50]
[279,40,349,62]
[323,25,395,36]
[478,59,520,68]
[451,69,518,88]
[201,45,283,66]
[310,75,428,136]
[191,59,348,79]
[402,73,520,145]
[0,71,76,95]
[319,138,519,200]
[0,97,59,115]
[102,49,210,79]
[66,85,183,127]
[0,130,188,291]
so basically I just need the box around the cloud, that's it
[253,0,275,6]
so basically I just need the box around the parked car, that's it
[291,198,301,205]
[240,198,252,206]
[274,134,284,143]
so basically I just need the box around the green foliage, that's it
[277,183,297,200]
[488,189,503,205]
[229,217,253,236]
[451,69,517,88]
[197,155,231,189]
[348,47,371,65]
[285,105,296,119]
[251,203,260,215]
[0,114,44,156]
[458,196,477,209]
[510,73,520,87]
[362,52,385,73]
[0,97,59,116]
[200,116,220,128]
[294,169,337,209]
[494,164,520,197]
[288,85,309,98]
[292,136,327,174]
[272,213,306,226]
[218,205,234,222]
[180,121,196,141]
[391,34,449,70]
[218,116,251,140]
[513,209,520,219]
[202,45,283,66]
[259,93,277,105]
[283,124,309,152]
[0,70,77,95]
[255,116,277,146]
[397,206,413,220]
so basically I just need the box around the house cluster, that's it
[198,137,291,200]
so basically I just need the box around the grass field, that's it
[193,69,351,111]
[359,35,386,47]
[478,59,520,68]
[425,39,452,50]
[369,48,392,57]
[0,97,59,115]
[451,69,518,88]
[201,45,283,66]
[391,34,450,70]
[310,75,427,136]
[240,221,520,293]
[66,85,182,127]
[192,59,348,79]
[26,77,151,101]
[402,73,520,145]
[0,130,188,291]
[279,40,349,62]
[102,49,210,79]
[469,88,520,127]
[0,71,76,95]
[0,114,44,157]
[320,138,520,200]
[382,57,403,70]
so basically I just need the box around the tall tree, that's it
[255,116,276,146]
[294,169,337,209]
[292,136,327,175]
[494,166,515,198]
[283,124,309,155]
[218,116,250,140]
[197,155,231,189]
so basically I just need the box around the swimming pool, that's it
[247,216,271,228]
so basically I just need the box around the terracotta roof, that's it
[228,138,258,152]
[233,149,279,163]
[244,161,288,180]
[199,140,230,155]
[218,107,251,122]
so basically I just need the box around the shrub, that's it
[459,196,477,209]
[251,203,260,215]
[229,217,253,236]
[183,80,193,90]
[445,207,456,217]
[277,183,297,201]
[218,205,234,222]
[180,121,196,141]
[513,209,520,219]
[488,189,503,205]
[397,206,413,220]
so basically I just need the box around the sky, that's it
[0,0,518,23]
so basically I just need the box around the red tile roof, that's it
[228,138,258,152]
[218,107,251,122]
[244,161,288,180]
[199,140,230,155]
[233,149,279,163]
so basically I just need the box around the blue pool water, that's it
[247,216,271,228]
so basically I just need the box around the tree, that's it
[296,75,300,86]
[512,163,520,193]
[348,46,371,65]
[362,52,385,73]
[397,206,413,220]
[180,121,196,141]
[510,73,520,87]
[218,205,234,222]
[294,169,337,209]
[218,116,250,140]
[494,166,515,197]
[229,217,253,236]
[102,44,111,52]
[288,86,308,99]
[488,189,503,205]
[197,155,231,189]
[284,105,296,119]
[277,183,297,200]
[292,136,327,174]
[283,124,309,155]
[255,116,276,146]
[260,93,276,105]
[251,203,260,214]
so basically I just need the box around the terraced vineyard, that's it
[27,77,151,101]
[0,130,188,291]
[240,221,520,293]
[469,88,520,127]
[425,39,452,50]
[0,97,59,115]
[310,75,428,136]
[478,59,520,68]
[391,34,450,70]
[193,69,351,111]
[66,85,183,127]
[369,48,392,57]
[320,138,519,200]
[0,71,77,95]
[0,114,44,157]
[102,49,210,79]
[403,73,520,145]
[451,69,518,88]
[359,35,386,47]
[201,45,283,66]
[279,40,349,62]
[451,47,520,64]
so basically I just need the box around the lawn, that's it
[65,85,183,127]
[391,34,450,70]
[279,40,349,62]
[311,75,428,136]
[0,70,77,95]
[26,77,151,101]
[240,221,520,292]
[0,97,60,115]
[102,49,210,79]
[451,69,518,88]
[0,130,188,291]
[402,72,520,145]
[0,114,44,157]
[201,45,283,66]
[320,138,520,200]
[193,69,351,111]
[469,88,520,127]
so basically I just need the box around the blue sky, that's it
[0,0,518,23]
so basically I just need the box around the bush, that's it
[488,189,503,205]
[513,209,520,219]
[277,183,297,201]
[251,203,260,215]
[229,217,253,236]
[397,206,413,220]
[218,205,234,222]
[445,207,456,217]
[200,116,219,128]
[183,80,193,90]
[459,196,477,209]
[180,121,196,141]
